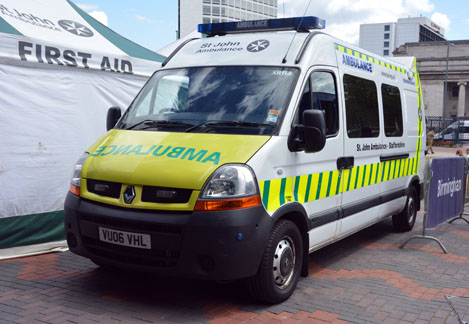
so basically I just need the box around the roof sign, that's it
[198,16,326,36]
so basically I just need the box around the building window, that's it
[384,41,389,47]
[382,84,403,137]
[213,0,220,3]
[343,74,380,138]
[203,5,211,15]
[383,50,389,56]
[212,6,220,16]
[384,25,390,31]
[384,33,390,39]
[452,86,459,98]
[203,17,211,24]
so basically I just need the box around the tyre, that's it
[247,220,303,304]
[392,186,418,232]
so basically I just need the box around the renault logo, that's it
[123,186,136,204]
[58,20,94,37]
[247,39,270,52]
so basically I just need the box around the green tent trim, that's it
[0,211,65,249]
[67,0,166,62]
[0,15,22,36]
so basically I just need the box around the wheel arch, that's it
[271,202,310,277]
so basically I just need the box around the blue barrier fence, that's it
[427,157,465,227]
[400,157,467,253]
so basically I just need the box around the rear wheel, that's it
[392,186,418,231]
[247,220,303,304]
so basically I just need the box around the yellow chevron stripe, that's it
[297,175,308,204]
[267,178,282,212]
[319,172,330,199]
[308,173,320,202]
[330,170,340,195]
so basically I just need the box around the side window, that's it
[382,84,403,137]
[297,71,339,136]
[343,74,379,138]
[311,72,339,136]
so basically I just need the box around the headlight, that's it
[195,164,261,211]
[70,153,89,196]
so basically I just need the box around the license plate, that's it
[98,227,151,249]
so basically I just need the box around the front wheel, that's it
[247,220,303,304]
[392,186,418,232]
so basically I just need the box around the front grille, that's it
[87,179,121,198]
[141,186,192,203]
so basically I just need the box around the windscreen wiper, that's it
[185,120,274,133]
[125,119,193,130]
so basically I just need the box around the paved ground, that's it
[1,211,468,324]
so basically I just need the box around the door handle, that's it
[337,156,354,170]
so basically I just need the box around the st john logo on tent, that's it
[58,20,94,37]
[0,3,61,32]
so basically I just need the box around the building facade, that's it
[394,41,469,117]
[359,17,445,57]
[179,0,278,38]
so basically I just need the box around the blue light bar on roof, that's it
[198,16,326,36]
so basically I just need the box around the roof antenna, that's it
[282,0,313,64]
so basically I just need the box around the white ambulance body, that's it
[169,20,425,250]
[65,17,425,304]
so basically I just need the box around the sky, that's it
[75,0,469,52]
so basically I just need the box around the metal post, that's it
[442,43,455,118]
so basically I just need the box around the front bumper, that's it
[64,193,273,280]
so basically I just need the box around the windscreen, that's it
[117,66,298,135]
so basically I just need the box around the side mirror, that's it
[106,106,122,131]
[288,110,326,153]
[302,110,326,153]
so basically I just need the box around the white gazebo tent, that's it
[0,0,165,258]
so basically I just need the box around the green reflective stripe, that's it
[304,174,312,203]
[386,161,392,181]
[279,178,287,206]
[316,173,323,200]
[66,0,165,62]
[335,172,342,195]
[368,164,374,184]
[381,162,386,182]
[294,176,300,201]
[361,165,367,187]
[354,166,360,190]
[375,163,380,184]
[347,169,353,192]
[394,160,399,179]
[262,180,270,210]
[326,172,333,197]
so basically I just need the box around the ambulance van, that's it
[64,17,426,303]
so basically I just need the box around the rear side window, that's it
[382,84,403,137]
[343,74,379,138]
